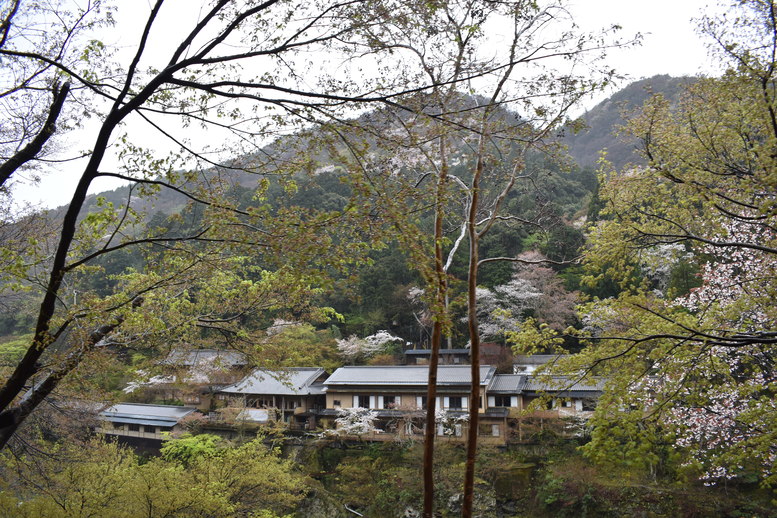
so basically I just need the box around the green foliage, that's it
[540,225,585,266]
[567,17,777,481]
[0,334,33,367]
[302,439,775,518]
[507,318,565,356]
[262,324,343,372]
[160,433,224,466]
[0,437,308,518]
[581,401,680,476]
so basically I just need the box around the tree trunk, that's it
[462,134,486,518]
[422,136,450,518]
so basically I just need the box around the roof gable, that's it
[489,374,526,393]
[219,367,326,395]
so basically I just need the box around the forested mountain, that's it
[0,77,687,343]
[76,75,693,216]
[564,75,695,170]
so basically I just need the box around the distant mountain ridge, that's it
[66,75,694,219]
[564,75,695,171]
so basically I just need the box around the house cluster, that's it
[99,349,601,445]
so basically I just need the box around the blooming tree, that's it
[559,0,777,486]
[473,281,539,340]
[630,220,777,484]
[335,407,378,435]
[265,319,303,337]
[336,330,404,363]
[471,253,577,341]
[434,409,469,436]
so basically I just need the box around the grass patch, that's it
[0,333,32,366]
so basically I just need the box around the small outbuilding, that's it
[98,403,198,440]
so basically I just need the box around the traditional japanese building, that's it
[215,367,327,430]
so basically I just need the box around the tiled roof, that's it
[404,349,470,356]
[324,365,495,387]
[219,367,326,395]
[523,375,604,395]
[160,349,247,367]
[99,403,196,427]
[513,354,567,366]
[489,374,526,393]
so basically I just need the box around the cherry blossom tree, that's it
[336,330,404,363]
[473,253,579,341]
[559,0,777,485]
[434,409,469,437]
[334,407,378,436]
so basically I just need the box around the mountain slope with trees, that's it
[564,75,696,170]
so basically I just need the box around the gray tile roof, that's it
[99,403,196,427]
[160,349,247,367]
[489,374,526,393]
[219,367,326,396]
[523,375,604,395]
[513,354,568,366]
[324,365,495,387]
[404,349,470,356]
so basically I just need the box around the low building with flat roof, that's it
[98,403,197,441]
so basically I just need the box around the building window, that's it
[582,398,597,411]
[448,396,462,409]
[562,400,573,408]
[494,395,512,407]
[144,425,156,433]
[333,400,341,407]
[128,423,140,432]
[112,422,123,430]
[248,397,275,408]
[383,395,396,409]
[417,396,427,410]
[356,395,370,408]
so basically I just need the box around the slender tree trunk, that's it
[0,15,186,446]
[422,136,450,518]
[462,133,487,518]
[423,321,442,518]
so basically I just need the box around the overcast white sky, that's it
[569,0,718,105]
[14,0,720,210]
